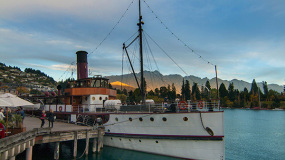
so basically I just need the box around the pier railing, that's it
[0,127,104,160]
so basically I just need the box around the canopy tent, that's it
[0,93,34,107]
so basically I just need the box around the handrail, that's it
[0,128,51,151]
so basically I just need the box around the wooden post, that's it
[85,130,89,155]
[98,128,103,152]
[1,150,8,160]
[73,131,78,158]
[26,147,33,160]
[92,137,97,153]
[9,156,15,160]
[54,142,60,160]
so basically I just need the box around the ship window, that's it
[115,117,118,121]
[105,97,108,100]
[162,117,167,121]
[139,140,141,142]
[92,97,95,101]
[139,117,143,121]
[129,139,131,141]
[99,97,102,100]
[108,129,110,132]
[120,138,121,141]
[150,117,154,121]
[183,117,188,121]
[111,138,113,140]
[129,117,132,121]
[155,141,159,143]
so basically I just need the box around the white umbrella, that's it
[0,98,12,107]
[0,93,34,107]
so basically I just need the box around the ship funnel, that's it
[76,51,88,80]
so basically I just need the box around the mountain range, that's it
[107,71,284,93]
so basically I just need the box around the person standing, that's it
[18,107,25,122]
[0,109,5,120]
[48,109,55,128]
[40,110,46,128]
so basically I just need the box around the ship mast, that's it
[138,0,145,104]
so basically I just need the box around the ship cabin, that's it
[64,75,117,112]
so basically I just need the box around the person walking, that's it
[40,110,46,128]
[48,109,55,128]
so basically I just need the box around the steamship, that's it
[42,1,225,159]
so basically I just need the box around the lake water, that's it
[17,109,285,160]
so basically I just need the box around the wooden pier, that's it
[0,116,104,160]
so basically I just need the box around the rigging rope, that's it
[89,0,135,56]
[144,31,198,86]
[57,61,76,82]
[143,0,215,66]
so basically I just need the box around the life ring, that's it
[198,101,203,109]
[59,106,63,112]
[179,101,188,110]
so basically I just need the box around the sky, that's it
[0,0,284,86]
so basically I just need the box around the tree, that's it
[17,86,28,94]
[148,90,155,96]
[219,83,228,99]
[228,83,235,101]
[117,94,127,103]
[185,80,191,101]
[154,88,160,96]
[160,86,168,99]
[263,81,269,100]
[192,82,201,101]
[250,79,258,96]
[181,79,185,100]
[204,80,211,99]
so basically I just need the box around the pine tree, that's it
[185,80,191,101]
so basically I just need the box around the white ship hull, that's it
[103,112,225,160]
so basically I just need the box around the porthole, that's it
[155,141,159,143]
[115,117,118,121]
[183,117,188,121]
[129,117,132,121]
[129,139,131,141]
[139,140,141,142]
[150,117,154,121]
[111,138,113,140]
[119,138,121,141]
[139,117,143,121]
[92,97,95,101]
[99,97,102,100]
[108,129,110,132]
[162,117,167,121]
[105,97,108,100]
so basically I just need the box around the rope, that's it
[199,112,212,136]
[143,0,215,66]
[89,0,135,56]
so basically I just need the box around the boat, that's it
[33,1,225,159]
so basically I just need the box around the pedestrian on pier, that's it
[40,110,46,128]
[48,109,55,128]
[0,109,5,120]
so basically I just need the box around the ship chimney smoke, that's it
[76,51,88,80]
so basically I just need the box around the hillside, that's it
[0,62,57,94]
[106,71,283,93]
